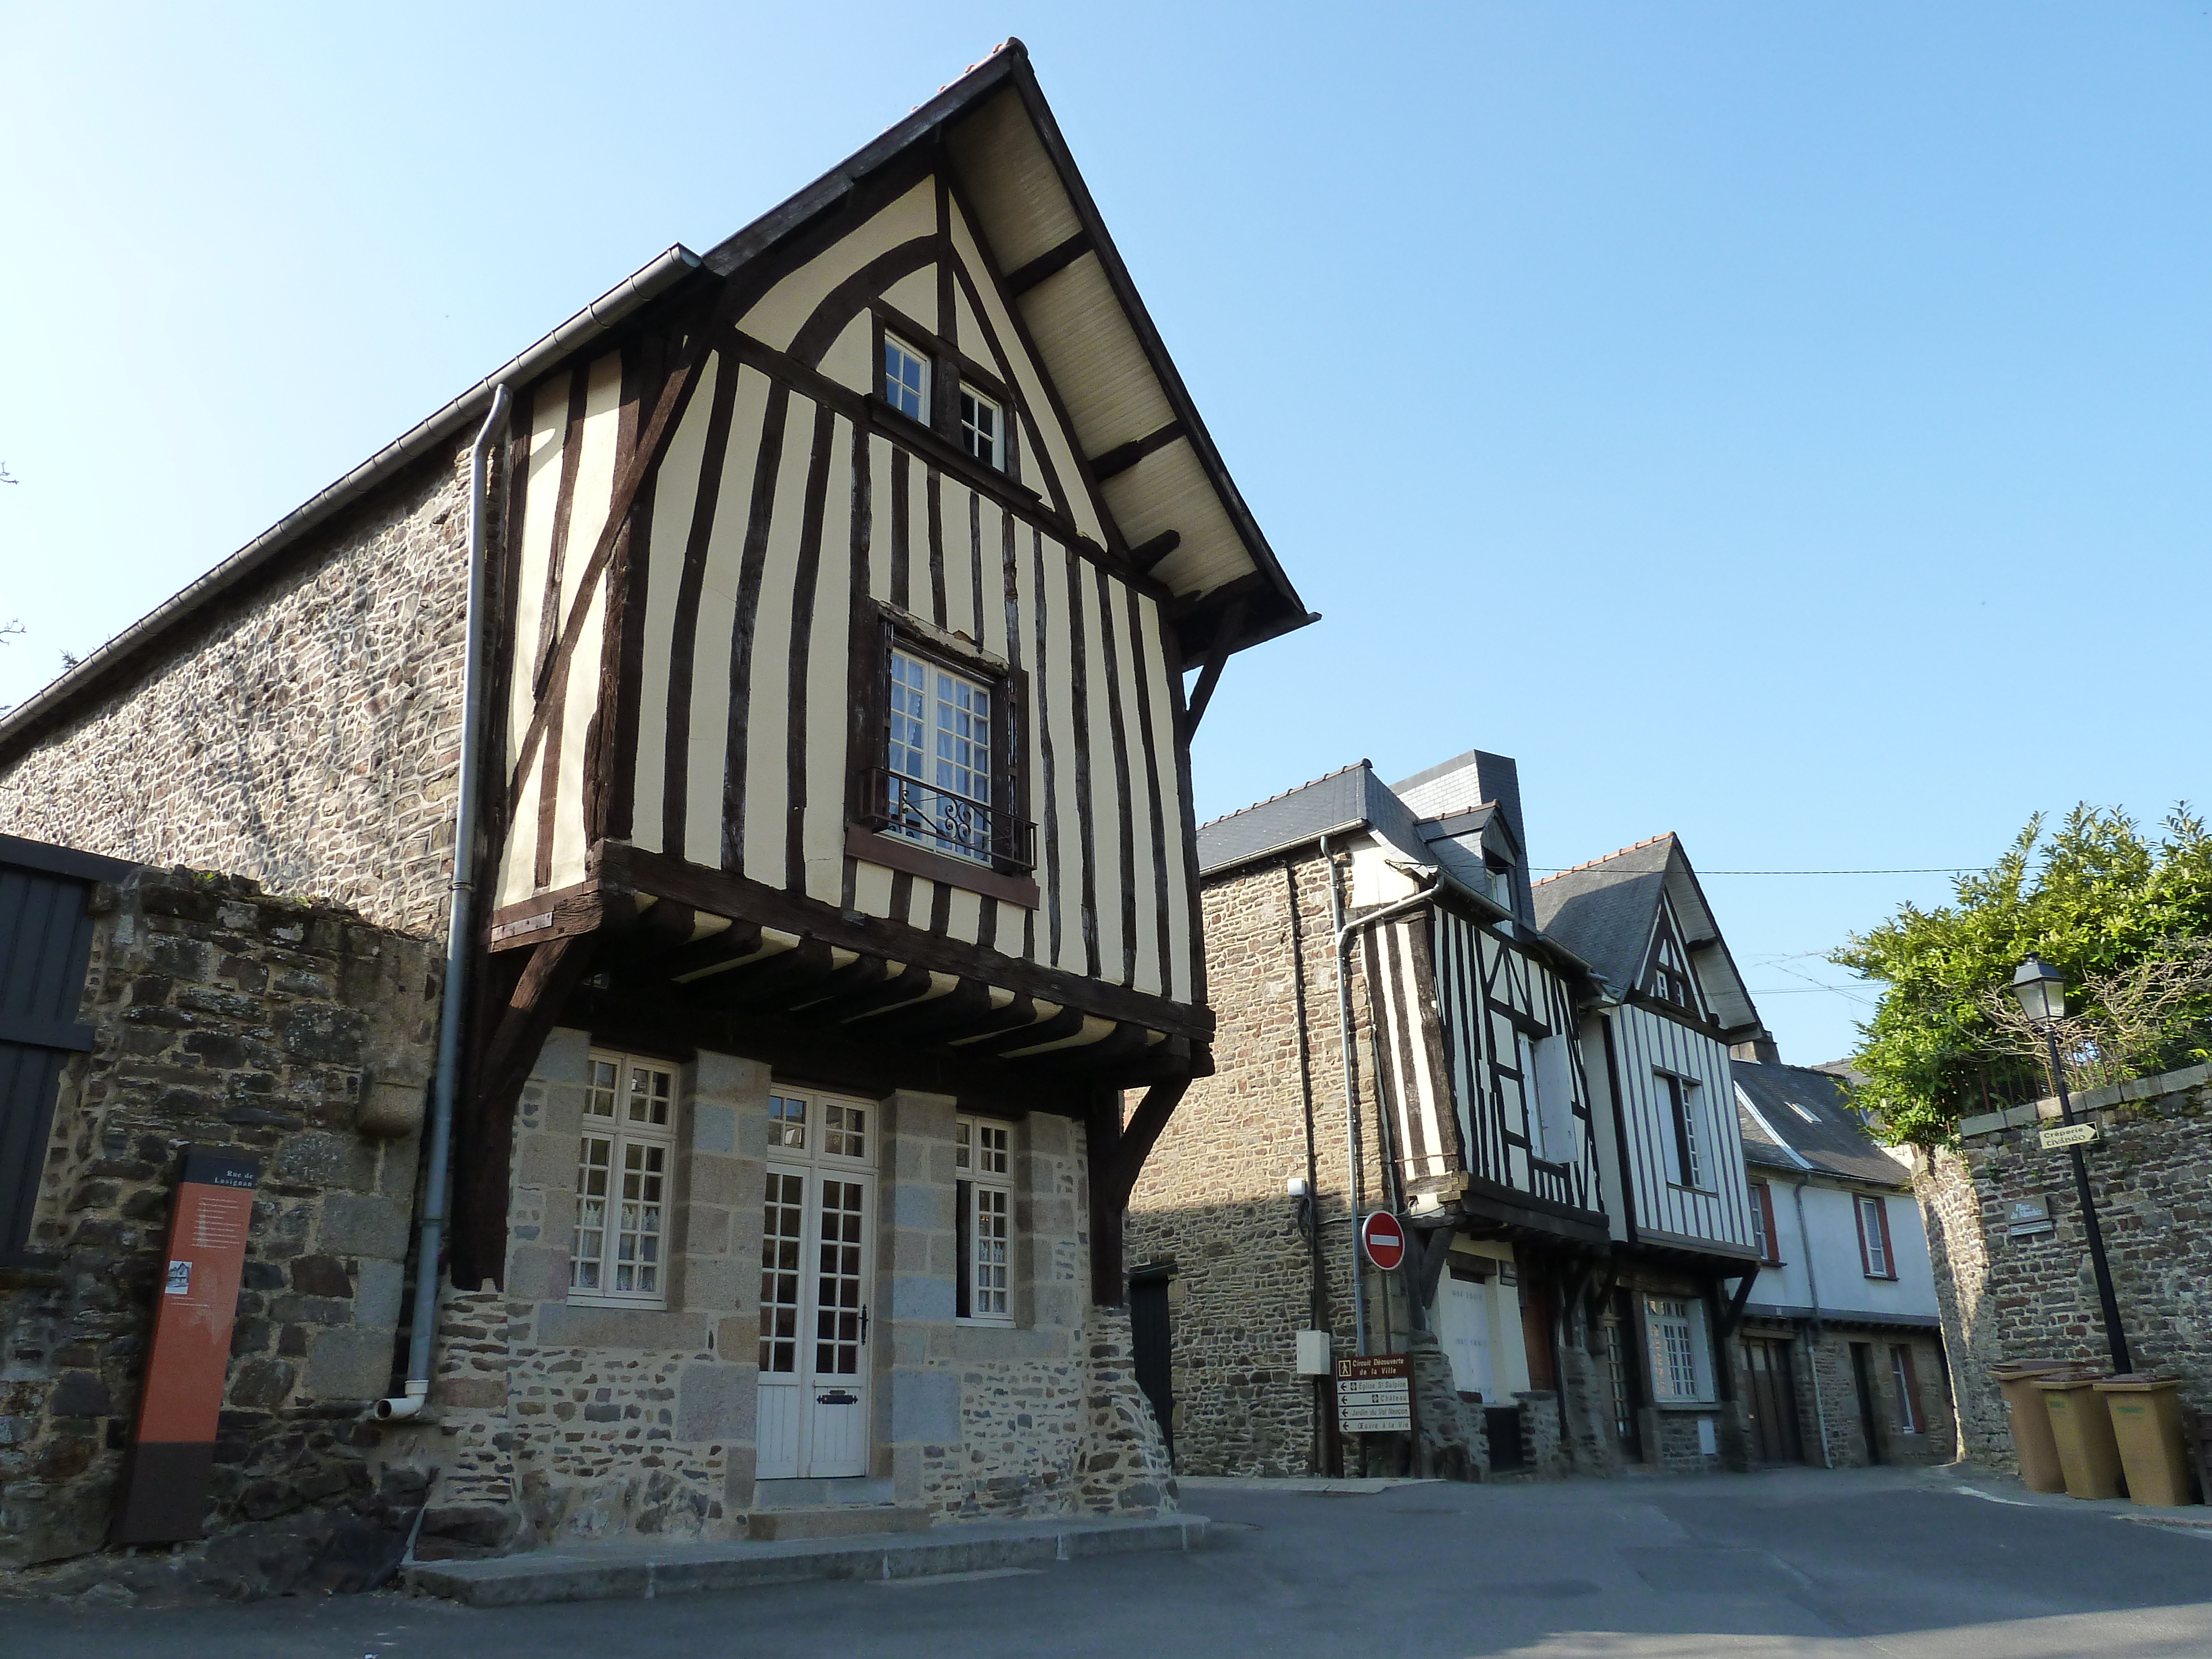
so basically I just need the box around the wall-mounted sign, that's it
[112,1147,260,1545]
[2006,1197,2054,1237]
[1360,1211,1407,1272]
[1335,1354,1414,1435]
[2039,1123,2100,1151]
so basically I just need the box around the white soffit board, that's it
[1101,445,1245,597]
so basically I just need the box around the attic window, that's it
[1485,858,1515,913]
[960,388,1004,471]
[1788,1100,1821,1125]
[884,336,930,422]
[1648,919,1698,1011]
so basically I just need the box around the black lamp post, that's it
[2011,957,2132,1374]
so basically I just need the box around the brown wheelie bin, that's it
[1991,1360,2079,1493]
[2096,1375,2194,1506]
[2036,1373,2124,1499]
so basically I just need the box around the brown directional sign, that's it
[112,1147,260,1544]
[1335,1354,1414,1435]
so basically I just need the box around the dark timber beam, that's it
[703,938,839,1012]
[1089,420,1185,483]
[1097,1077,1190,1214]
[860,975,992,1043]
[1128,530,1180,573]
[453,932,599,1290]
[657,920,766,983]
[1005,230,1093,296]
[1718,1267,1758,1338]
[1181,595,1248,738]
[1088,1086,1126,1307]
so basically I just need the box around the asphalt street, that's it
[7,1465,2211,1658]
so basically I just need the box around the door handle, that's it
[860,1306,870,1345]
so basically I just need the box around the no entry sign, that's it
[1360,1210,1407,1271]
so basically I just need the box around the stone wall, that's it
[1913,1064,2212,1470]
[0,443,474,943]
[1732,1318,1952,1469]
[1127,851,1392,1477]
[379,1034,1173,1551]
[1,864,437,1573]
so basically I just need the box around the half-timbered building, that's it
[1126,752,1623,1480]
[1532,833,1768,1470]
[0,41,1309,1552]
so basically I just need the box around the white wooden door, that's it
[801,1171,872,1474]
[755,1091,876,1480]
[1439,1273,1495,1401]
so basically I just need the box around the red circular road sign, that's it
[1360,1211,1407,1272]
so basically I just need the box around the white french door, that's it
[1438,1272,1496,1401]
[757,1092,875,1480]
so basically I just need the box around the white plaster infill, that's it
[406,1513,1211,1606]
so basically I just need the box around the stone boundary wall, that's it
[0,442,475,943]
[1,865,436,1576]
[1914,1064,2212,1468]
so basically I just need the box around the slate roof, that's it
[1529,833,1760,1033]
[1528,837,1672,993]
[1732,1060,1911,1187]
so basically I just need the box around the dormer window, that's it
[1485,858,1515,914]
[1646,907,1700,1014]
[883,335,930,422]
[960,388,1004,471]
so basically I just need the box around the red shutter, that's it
[1895,1344,1923,1433]
[1874,1197,1897,1280]
[1854,1195,1872,1276]
[1757,1184,1781,1265]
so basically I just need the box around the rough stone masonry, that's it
[1914,1062,2212,1469]
[0,863,437,1585]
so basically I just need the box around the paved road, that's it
[9,1466,2211,1657]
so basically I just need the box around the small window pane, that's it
[884,337,928,421]
[960,388,1003,470]
[770,1094,807,1149]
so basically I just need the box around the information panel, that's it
[1335,1354,1414,1435]
[111,1146,261,1543]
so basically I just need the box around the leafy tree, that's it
[1831,806,2212,1145]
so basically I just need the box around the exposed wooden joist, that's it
[1005,229,1095,296]
[1088,420,1185,483]
[656,920,767,982]
[594,842,1215,1042]
[859,976,992,1043]
[1128,530,1180,573]
[703,937,839,1011]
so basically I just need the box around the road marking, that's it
[1950,1485,2036,1507]
[875,1567,1046,1589]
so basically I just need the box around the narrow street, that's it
[9,1467,2210,1658]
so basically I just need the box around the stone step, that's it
[407,1512,1212,1608]
[750,1476,895,1510]
[742,1504,932,1541]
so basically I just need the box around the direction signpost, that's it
[1335,1354,1415,1436]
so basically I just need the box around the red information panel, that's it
[111,1146,260,1544]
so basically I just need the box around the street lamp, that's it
[2011,957,2132,1374]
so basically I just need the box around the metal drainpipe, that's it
[378,384,512,1421]
[1791,1178,1832,1467]
[1322,837,1441,1358]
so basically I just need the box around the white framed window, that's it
[1856,1194,1895,1279]
[886,649,994,864]
[1890,1343,1923,1432]
[955,1115,1014,1324]
[959,387,1004,470]
[571,1052,676,1307]
[1644,1295,1712,1403]
[883,335,930,422]
[1660,1072,1705,1190]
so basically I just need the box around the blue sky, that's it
[2,3,2205,1063]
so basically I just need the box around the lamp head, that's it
[2012,956,2066,1025]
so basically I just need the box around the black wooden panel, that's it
[1129,1272,1175,1460]
[0,846,112,1264]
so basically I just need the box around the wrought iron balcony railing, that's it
[857,766,1037,874]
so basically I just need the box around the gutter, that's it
[0,244,702,763]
